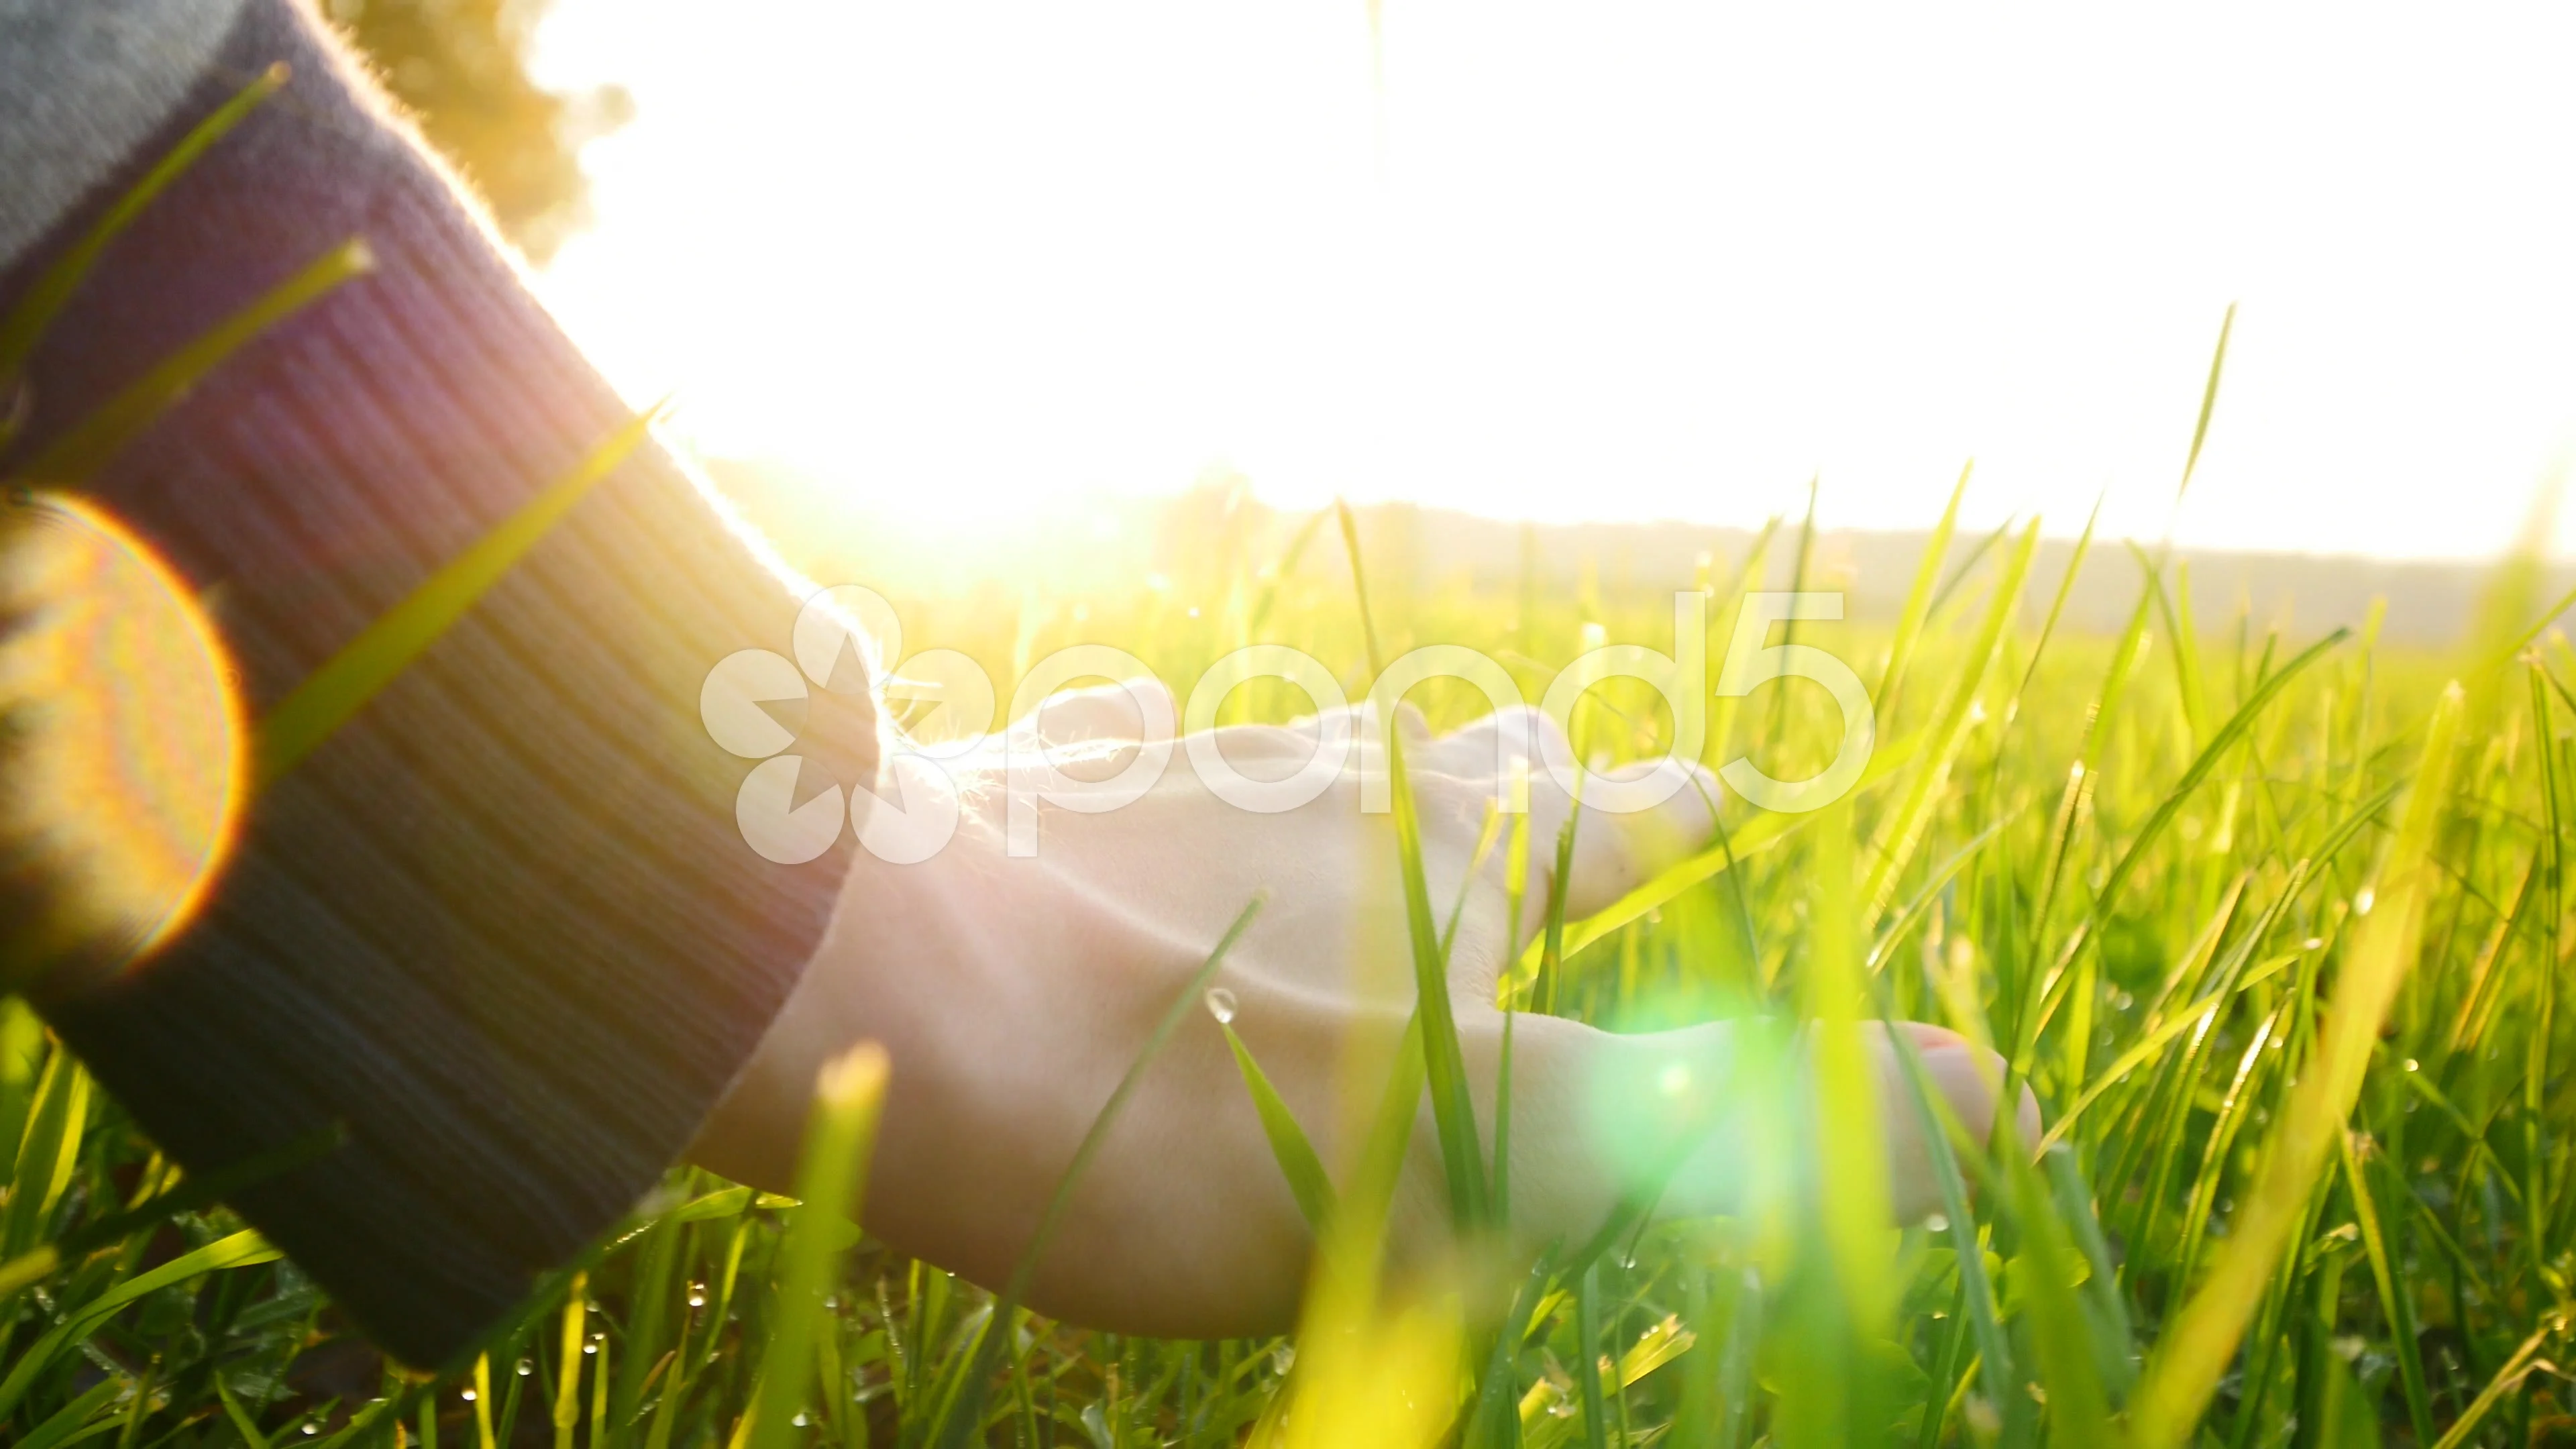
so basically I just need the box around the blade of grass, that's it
[1876,462,1972,722]
[1861,519,2042,928]
[1529,733,1921,977]
[1245,506,1332,642]
[1341,499,1487,1229]
[1464,1246,1556,1449]
[1704,518,1781,774]
[1864,817,2009,973]
[1923,517,2012,623]
[1218,1020,1337,1234]
[926,896,1267,1449]
[2005,493,2104,722]
[21,1381,127,1449]
[2084,627,2349,929]
[1768,476,1820,747]
[747,1044,890,1449]
[1876,992,2025,1444]
[2337,1132,2435,1446]
[3,1049,90,1258]
[254,401,665,787]
[2130,682,2463,1447]
[0,1121,343,1299]
[0,1228,280,1418]
[215,1379,272,1449]
[554,1272,588,1449]
[2041,953,2296,1155]
[2171,1006,2284,1288]
[2522,663,2561,1295]
[0,65,288,387]
[18,238,374,482]
[2175,303,2236,508]
[1773,796,1904,1445]
[1996,1142,2118,1445]
[1574,1263,1611,1449]
[2045,1144,2135,1399]
[2428,1307,2565,1449]
[1385,724,1488,1228]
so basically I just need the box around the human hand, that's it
[692,684,2039,1339]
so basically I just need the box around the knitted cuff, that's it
[0,0,866,1365]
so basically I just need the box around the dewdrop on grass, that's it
[1204,987,1238,1024]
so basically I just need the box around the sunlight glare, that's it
[535,2,2576,560]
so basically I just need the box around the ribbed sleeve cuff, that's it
[0,0,867,1365]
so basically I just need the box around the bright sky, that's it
[531,3,2576,561]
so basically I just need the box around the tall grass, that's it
[9,97,2576,1446]
[4,474,2573,1444]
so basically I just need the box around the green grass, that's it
[11,95,2576,1446]
[5,482,2576,1446]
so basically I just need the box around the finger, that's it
[1517,755,1721,933]
[1210,700,1401,763]
[1014,677,1177,745]
[1435,1015,1794,1274]
[1418,702,1558,791]
[1877,1024,2044,1221]
[1471,1018,2044,1277]
[1418,705,1719,926]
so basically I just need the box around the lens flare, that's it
[0,490,244,988]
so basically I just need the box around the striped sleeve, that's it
[0,0,869,1366]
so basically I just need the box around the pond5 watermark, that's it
[699,585,1876,863]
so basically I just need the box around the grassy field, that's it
[5,448,2576,1449]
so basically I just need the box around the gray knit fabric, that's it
[0,0,869,1365]
[0,0,251,268]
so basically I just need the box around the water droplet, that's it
[687,1282,708,1307]
[302,1425,319,1437]
[1204,987,1238,1025]
[461,1390,478,1403]
[792,1413,810,1428]
[515,1358,532,1377]
[584,1342,598,1355]
[2404,1058,2420,1072]
[824,1295,839,1310]
[2354,888,2376,915]
[1925,1214,1949,1234]
[1271,1344,1295,1375]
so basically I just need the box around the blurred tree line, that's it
[323,0,628,262]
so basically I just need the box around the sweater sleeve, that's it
[0,0,871,1366]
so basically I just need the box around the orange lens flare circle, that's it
[1,490,244,988]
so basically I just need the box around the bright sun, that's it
[533,1,2576,561]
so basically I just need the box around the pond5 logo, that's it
[697,585,979,865]
[702,585,1880,865]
